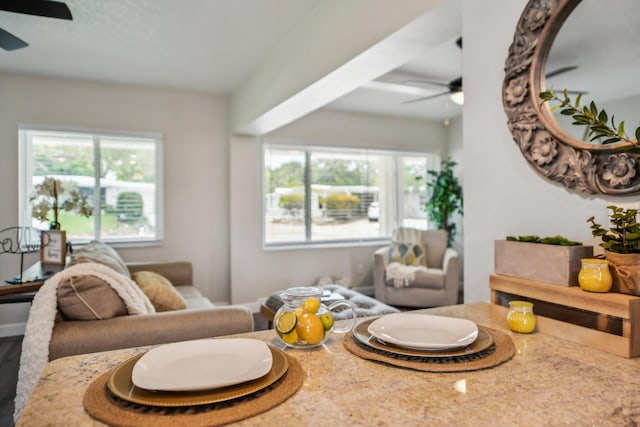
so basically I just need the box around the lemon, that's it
[275,310,297,335]
[302,298,321,313]
[281,329,298,344]
[319,312,334,331]
[296,312,324,345]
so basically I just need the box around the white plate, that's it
[367,313,478,350]
[131,338,273,391]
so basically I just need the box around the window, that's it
[263,143,439,247]
[19,127,163,244]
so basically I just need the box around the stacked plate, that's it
[107,338,288,407]
[354,313,494,358]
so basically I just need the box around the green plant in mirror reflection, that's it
[539,88,640,146]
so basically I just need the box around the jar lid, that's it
[508,300,533,309]
[580,258,608,265]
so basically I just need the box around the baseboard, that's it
[0,322,26,337]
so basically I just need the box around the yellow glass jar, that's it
[578,258,612,293]
[507,301,536,333]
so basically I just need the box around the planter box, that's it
[494,240,593,286]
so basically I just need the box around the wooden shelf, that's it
[490,274,640,358]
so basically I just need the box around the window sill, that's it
[263,238,390,252]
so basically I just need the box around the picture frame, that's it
[41,230,67,265]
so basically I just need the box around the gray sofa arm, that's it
[442,247,461,305]
[49,306,254,360]
[373,246,391,301]
[442,247,459,273]
[126,261,193,286]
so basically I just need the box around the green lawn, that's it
[55,212,117,234]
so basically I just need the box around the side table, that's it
[0,261,65,304]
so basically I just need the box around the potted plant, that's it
[587,205,640,295]
[30,177,93,230]
[421,157,463,246]
[495,235,593,287]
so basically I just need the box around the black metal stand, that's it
[0,227,42,284]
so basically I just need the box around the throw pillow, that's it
[57,275,128,320]
[132,271,187,312]
[389,241,427,267]
[70,241,130,278]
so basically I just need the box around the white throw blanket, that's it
[386,262,428,288]
[13,262,154,422]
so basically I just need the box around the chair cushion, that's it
[393,228,448,269]
[70,241,130,278]
[390,242,427,267]
[385,268,446,290]
[57,275,128,320]
[131,271,187,312]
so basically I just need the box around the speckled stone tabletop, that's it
[16,302,640,426]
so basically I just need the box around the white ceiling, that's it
[0,0,320,92]
[0,0,465,123]
[3,1,634,124]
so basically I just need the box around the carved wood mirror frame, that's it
[503,0,640,195]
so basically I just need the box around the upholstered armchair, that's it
[373,228,460,308]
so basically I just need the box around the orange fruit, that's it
[281,329,299,344]
[302,298,321,313]
[296,312,324,345]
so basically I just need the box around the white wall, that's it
[462,0,618,303]
[230,109,447,304]
[0,73,230,333]
[445,116,464,287]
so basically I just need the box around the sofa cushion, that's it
[57,275,128,320]
[132,271,187,312]
[390,241,427,267]
[70,241,130,278]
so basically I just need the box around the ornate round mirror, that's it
[503,0,640,195]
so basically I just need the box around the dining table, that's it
[16,302,640,426]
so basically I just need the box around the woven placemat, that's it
[83,353,304,427]
[343,326,515,372]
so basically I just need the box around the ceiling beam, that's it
[230,0,460,136]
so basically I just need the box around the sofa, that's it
[48,249,254,360]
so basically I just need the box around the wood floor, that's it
[0,335,22,427]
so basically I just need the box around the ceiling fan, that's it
[402,37,581,105]
[0,0,72,51]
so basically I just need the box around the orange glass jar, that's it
[578,258,612,293]
[507,301,536,333]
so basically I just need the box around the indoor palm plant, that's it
[422,158,463,246]
[30,177,93,230]
[587,205,640,295]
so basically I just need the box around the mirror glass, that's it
[545,0,640,143]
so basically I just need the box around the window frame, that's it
[262,141,439,250]
[18,125,164,247]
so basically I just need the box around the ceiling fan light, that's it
[450,91,464,105]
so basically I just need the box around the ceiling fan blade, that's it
[545,65,578,78]
[0,27,28,50]
[0,0,72,20]
[403,79,450,89]
[403,91,451,105]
